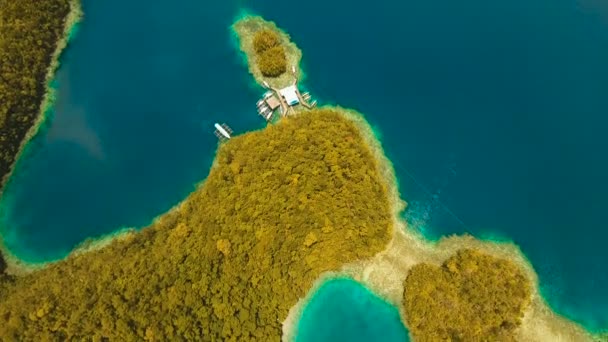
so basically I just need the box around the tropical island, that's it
[0,7,603,342]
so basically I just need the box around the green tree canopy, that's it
[257,46,287,78]
[253,29,281,53]
[251,29,287,78]
[0,0,70,187]
[403,249,532,341]
[0,109,393,341]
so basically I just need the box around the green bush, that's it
[0,109,393,341]
[251,28,287,77]
[403,249,532,341]
[253,29,281,53]
[258,45,287,78]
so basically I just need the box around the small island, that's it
[233,16,303,89]
[0,11,601,342]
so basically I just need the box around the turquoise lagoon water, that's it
[0,0,607,334]
[295,278,409,342]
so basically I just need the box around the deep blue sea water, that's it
[295,278,409,342]
[1,0,607,333]
[0,1,264,261]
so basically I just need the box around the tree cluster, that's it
[253,29,287,77]
[0,252,6,274]
[403,249,532,341]
[0,0,71,187]
[0,252,11,290]
[0,109,393,341]
[0,258,13,301]
[253,29,281,53]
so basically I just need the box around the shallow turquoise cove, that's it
[296,278,409,342]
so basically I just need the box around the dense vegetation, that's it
[0,109,393,341]
[0,252,5,273]
[253,29,281,53]
[0,252,7,280]
[0,0,71,186]
[253,29,287,77]
[403,249,532,341]
[0,253,13,298]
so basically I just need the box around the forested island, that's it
[0,0,81,286]
[0,0,79,191]
[0,0,80,272]
[0,8,603,342]
[233,16,303,90]
[0,109,394,340]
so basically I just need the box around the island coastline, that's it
[0,0,83,274]
[0,11,603,341]
[0,107,396,340]
[0,0,82,195]
[280,104,595,342]
[229,15,598,342]
[232,14,305,90]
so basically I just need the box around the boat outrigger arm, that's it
[214,123,233,141]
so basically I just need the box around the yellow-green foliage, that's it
[403,249,532,341]
[0,252,10,292]
[0,0,70,185]
[252,29,287,77]
[0,109,393,341]
[258,46,288,77]
[0,252,6,274]
[253,29,281,53]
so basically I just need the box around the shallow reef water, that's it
[1,0,607,332]
[295,278,409,342]
[252,0,608,330]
